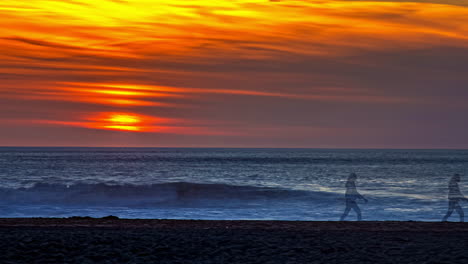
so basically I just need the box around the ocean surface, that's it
[0,147,467,221]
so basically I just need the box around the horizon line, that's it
[0,146,467,151]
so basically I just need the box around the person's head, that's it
[452,174,461,182]
[348,173,357,181]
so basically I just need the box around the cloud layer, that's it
[1,0,467,148]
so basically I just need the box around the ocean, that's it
[0,147,467,221]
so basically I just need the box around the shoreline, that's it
[1,217,468,230]
[2,218,468,263]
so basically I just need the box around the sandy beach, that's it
[0,218,468,263]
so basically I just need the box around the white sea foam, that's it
[0,147,467,221]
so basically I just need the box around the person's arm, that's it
[461,194,468,202]
[461,190,468,202]
[361,196,368,203]
[357,192,368,203]
[455,183,468,201]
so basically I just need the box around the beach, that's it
[1,218,468,263]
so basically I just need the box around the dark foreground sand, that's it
[1,218,468,264]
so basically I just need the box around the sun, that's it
[85,112,148,132]
[108,114,140,124]
[103,113,141,131]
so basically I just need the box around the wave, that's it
[0,182,338,208]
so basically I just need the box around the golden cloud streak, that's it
[1,1,467,134]
[1,1,467,62]
[37,112,241,135]
[59,82,415,104]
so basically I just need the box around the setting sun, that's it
[1,1,468,259]
[87,113,147,132]
[108,114,140,125]
[0,0,467,148]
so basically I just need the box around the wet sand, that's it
[1,218,468,263]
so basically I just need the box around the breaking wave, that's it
[0,182,338,208]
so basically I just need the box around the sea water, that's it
[0,147,467,221]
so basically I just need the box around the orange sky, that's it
[1,0,468,148]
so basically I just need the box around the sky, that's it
[1,0,467,148]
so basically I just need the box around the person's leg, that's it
[455,203,464,222]
[351,202,362,221]
[340,200,351,221]
[341,206,351,221]
[442,200,455,221]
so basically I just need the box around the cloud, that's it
[338,0,468,7]
[0,0,467,147]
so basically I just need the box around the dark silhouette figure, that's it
[340,173,368,221]
[442,174,468,222]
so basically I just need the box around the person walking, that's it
[340,173,368,221]
[442,174,468,222]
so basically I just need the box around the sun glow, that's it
[87,113,147,132]
[108,114,140,124]
[1,0,467,137]
[2,1,467,66]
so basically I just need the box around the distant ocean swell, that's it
[0,148,466,220]
[0,182,339,208]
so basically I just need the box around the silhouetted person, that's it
[340,173,368,221]
[442,174,468,222]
